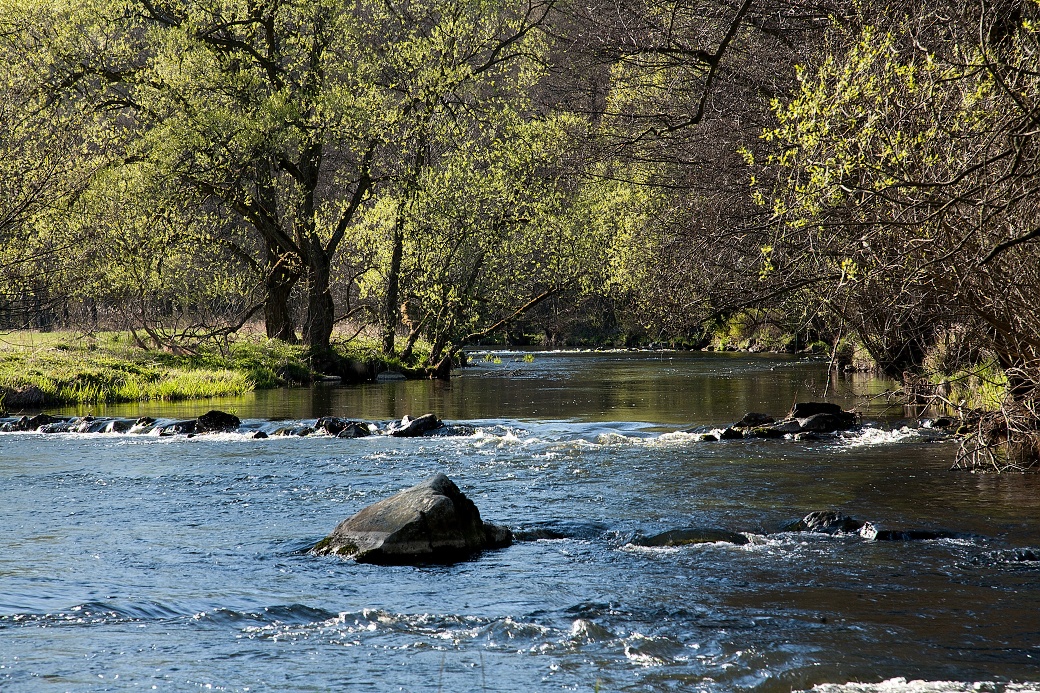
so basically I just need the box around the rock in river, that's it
[857,523,960,541]
[196,410,241,433]
[795,411,857,433]
[159,420,198,436]
[311,473,512,564]
[315,417,371,438]
[735,412,775,427]
[632,527,750,547]
[11,413,65,432]
[336,422,372,438]
[788,402,845,418]
[778,511,961,541]
[387,413,442,437]
[779,510,867,534]
[686,402,860,440]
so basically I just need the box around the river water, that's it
[2,351,1040,692]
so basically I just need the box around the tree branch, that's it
[980,226,1040,264]
[464,286,562,342]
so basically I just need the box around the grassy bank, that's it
[0,332,316,410]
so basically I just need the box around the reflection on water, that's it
[54,350,900,424]
[2,351,1038,692]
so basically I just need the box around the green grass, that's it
[937,361,1008,411]
[0,349,253,408]
[0,331,314,408]
[0,329,433,409]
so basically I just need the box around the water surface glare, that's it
[2,352,1040,691]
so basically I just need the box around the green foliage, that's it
[338,9,580,360]
[0,0,564,352]
[754,9,1040,384]
[762,23,997,231]
[375,112,593,358]
[703,311,802,353]
[834,337,880,372]
[0,1,118,318]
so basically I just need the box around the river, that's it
[2,351,1039,691]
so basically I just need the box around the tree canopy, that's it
[3,0,1040,459]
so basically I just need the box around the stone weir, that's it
[0,411,477,439]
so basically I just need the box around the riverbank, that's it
[0,332,407,410]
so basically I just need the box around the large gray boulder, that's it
[312,473,512,564]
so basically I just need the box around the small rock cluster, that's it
[690,402,859,440]
[262,413,475,439]
[777,509,959,541]
[0,410,241,436]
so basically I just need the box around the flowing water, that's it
[2,351,1040,692]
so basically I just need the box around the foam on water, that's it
[838,425,924,448]
[2,415,953,455]
[805,679,1040,693]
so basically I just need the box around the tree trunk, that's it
[400,318,425,363]
[303,245,335,352]
[381,227,404,355]
[264,242,299,342]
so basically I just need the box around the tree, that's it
[351,0,557,355]
[756,2,1040,463]
[28,0,556,356]
[0,2,110,329]
[73,163,261,347]
[386,113,595,362]
[536,0,842,342]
